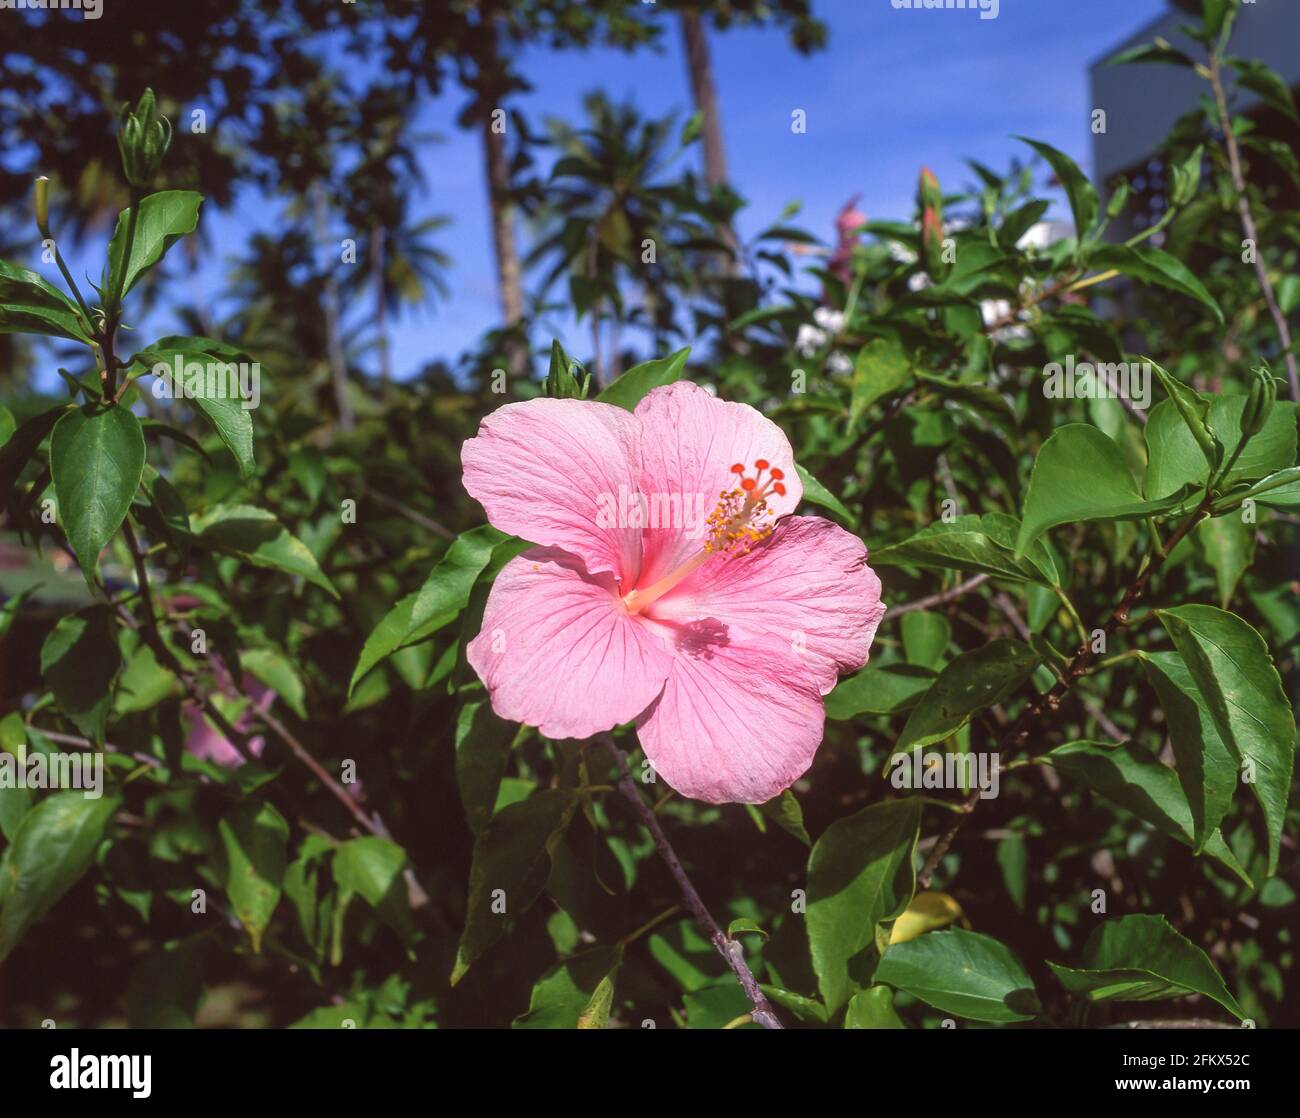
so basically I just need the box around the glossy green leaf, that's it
[191,504,338,598]
[844,985,906,1029]
[1141,651,1238,852]
[901,611,950,669]
[218,799,289,952]
[849,336,911,428]
[0,259,92,343]
[1047,914,1245,1019]
[1016,423,1190,554]
[451,790,577,985]
[595,347,689,411]
[875,513,1058,585]
[455,699,517,835]
[350,525,516,693]
[826,663,938,719]
[807,798,921,1014]
[1157,605,1296,874]
[875,928,1040,1022]
[106,190,203,299]
[1146,398,1296,499]
[1087,244,1223,322]
[0,791,120,964]
[49,403,146,581]
[1016,137,1099,241]
[897,638,1039,751]
[39,605,123,744]
[795,463,855,524]
[332,836,417,948]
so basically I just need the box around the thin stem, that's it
[599,736,783,1029]
[1206,55,1300,402]
[891,574,990,617]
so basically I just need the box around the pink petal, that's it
[462,398,644,583]
[467,549,673,739]
[632,382,803,589]
[635,631,824,804]
[650,515,886,695]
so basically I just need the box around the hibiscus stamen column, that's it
[598,735,784,1030]
[622,460,784,616]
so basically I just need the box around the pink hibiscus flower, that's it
[461,381,885,804]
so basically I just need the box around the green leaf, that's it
[49,403,146,582]
[1042,739,1247,882]
[1016,137,1100,241]
[217,799,289,952]
[1194,515,1254,608]
[875,513,1059,585]
[106,190,203,300]
[897,638,1039,752]
[240,647,307,720]
[455,699,517,835]
[0,791,120,964]
[757,789,811,846]
[726,917,768,941]
[451,790,577,985]
[191,504,338,598]
[825,663,938,719]
[875,928,1041,1023]
[1047,914,1245,1019]
[0,404,68,499]
[1086,244,1224,322]
[806,798,921,1014]
[844,985,906,1029]
[1156,605,1296,874]
[1230,57,1299,124]
[0,715,30,842]
[0,404,14,449]
[137,337,255,477]
[795,463,855,525]
[1016,423,1191,554]
[595,347,690,411]
[39,606,123,744]
[1146,398,1296,499]
[849,336,911,428]
[350,525,516,694]
[0,259,92,343]
[901,611,951,670]
[332,836,417,948]
[1141,652,1238,852]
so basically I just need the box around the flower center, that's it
[623,460,785,616]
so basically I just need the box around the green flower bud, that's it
[1241,366,1277,440]
[1105,179,1130,220]
[34,176,50,237]
[917,169,949,279]
[116,88,173,187]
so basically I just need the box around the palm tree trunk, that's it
[372,225,391,383]
[312,182,355,432]
[478,10,529,379]
[680,8,740,271]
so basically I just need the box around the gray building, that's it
[1090,0,1300,237]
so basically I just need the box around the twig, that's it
[360,483,456,540]
[891,574,990,617]
[1207,55,1300,402]
[598,736,783,1029]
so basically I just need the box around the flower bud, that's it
[917,168,949,279]
[34,176,50,237]
[116,88,173,187]
[1241,366,1277,441]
